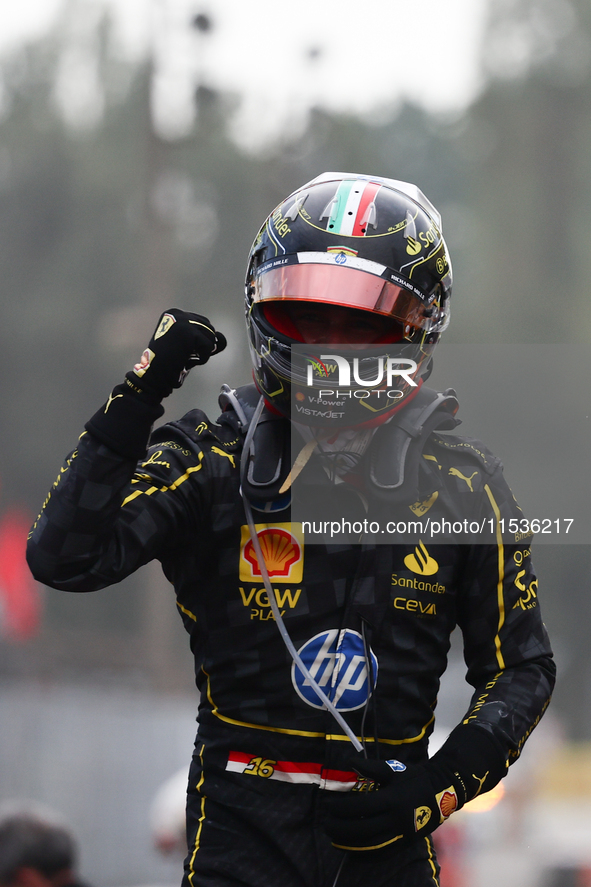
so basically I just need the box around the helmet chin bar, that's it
[248,310,437,428]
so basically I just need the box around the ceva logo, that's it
[292,629,378,711]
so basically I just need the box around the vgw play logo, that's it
[292,629,378,711]
[306,354,418,400]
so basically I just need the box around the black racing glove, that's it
[85,309,227,460]
[126,308,227,400]
[321,725,507,852]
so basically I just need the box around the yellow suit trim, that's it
[484,483,506,670]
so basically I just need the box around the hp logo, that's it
[291,629,378,711]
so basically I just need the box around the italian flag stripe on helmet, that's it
[324,179,383,236]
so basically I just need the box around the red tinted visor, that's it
[253,262,429,328]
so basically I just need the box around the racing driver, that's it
[27,172,555,887]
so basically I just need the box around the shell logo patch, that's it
[133,348,155,377]
[436,786,458,822]
[239,523,304,583]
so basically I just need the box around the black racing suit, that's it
[27,388,555,887]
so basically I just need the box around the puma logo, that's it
[211,446,236,468]
[472,771,489,798]
[448,468,478,492]
[104,392,123,414]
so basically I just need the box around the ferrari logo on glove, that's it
[414,806,432,831]
[154,313,176,339]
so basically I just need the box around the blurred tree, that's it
[450,0,591,343]
[451,0,591,739]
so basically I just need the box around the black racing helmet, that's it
[245,172,452,427]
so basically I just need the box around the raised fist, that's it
[127,308,227,400]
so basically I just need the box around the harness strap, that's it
[366,388,460,504]
[219,383,292,501]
